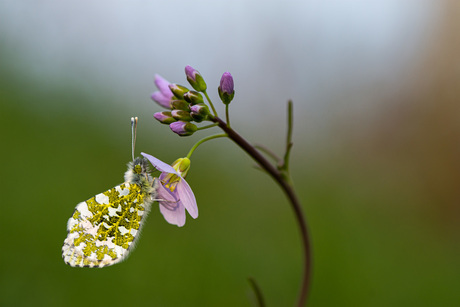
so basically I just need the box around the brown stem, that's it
[209,115,312,306]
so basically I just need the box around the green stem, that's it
[203,91,218,117]
[197,123,218,130]
[225,103,231,127]
[254,144,282,166]
[186,133,227,159]
[209,114,312,307]
[281,100,294,183]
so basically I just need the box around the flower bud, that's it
[154,111,177,124]
[171,99,190,111]
[160,157,191,186]
[185,65,207,92]
[189,103,210,122]
[169,84,189,99]
[218,72,235,105]
[171,109,193,122]
[171,157,191,178]
[183,91,204,105]
[169,121,198,136]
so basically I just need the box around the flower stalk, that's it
[208,109,311,307]
[186,133,227,159]
[203,90,218,117]
[225,103,230,127]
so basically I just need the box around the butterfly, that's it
[62,117,160,267]
[62,156,160,267]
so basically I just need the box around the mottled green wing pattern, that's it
[62,182,152,267]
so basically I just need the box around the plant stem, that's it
[197,123,218,130]
[186,133,227,159]
[209,115,312,306]
[254,144,282,165]
[282,100,294,175]
[225,103,230,127]
[203,90,218,117]
[248,277,266,307]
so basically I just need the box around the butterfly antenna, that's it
[131,117,138,161]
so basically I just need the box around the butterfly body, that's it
[62,158,157,268]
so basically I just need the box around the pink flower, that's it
[151,74,174,109]
[142,153,198,227]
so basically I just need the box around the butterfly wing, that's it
[62,182,152,267]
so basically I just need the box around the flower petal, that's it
[159,202,185,227]
[154,74,174,98]
[176,178,198,219]
[151,91,172,109]
[141,153,178,175]
[152,178,176,202]
[155,181,186,227]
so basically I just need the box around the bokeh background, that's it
[1,0,459,306]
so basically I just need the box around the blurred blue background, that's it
[1,0,459,306]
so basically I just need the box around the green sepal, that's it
[183,91,204,105]
[171,100,191,111]
[181,122,198,136]
[218,87,235,105]
[187,74,207,92]
[169,84,189,99]
[190,103,210,122]
[172,110,193,122]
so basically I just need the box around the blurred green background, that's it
[1,1,459,306]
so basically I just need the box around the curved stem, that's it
[248,277,266,307]
[186,133,227,159]
[209,115,312,306]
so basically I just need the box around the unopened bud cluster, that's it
[151,71,210,136]
[151,66,234,136]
